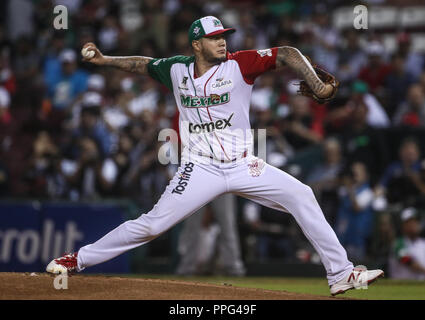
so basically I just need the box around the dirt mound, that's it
[0,272,344,300]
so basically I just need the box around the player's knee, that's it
[127,215,164,241]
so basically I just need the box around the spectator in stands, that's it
[324,80,390,135]
[48,49,88,110]
[393,84,425,127]
[0,52,16,95]
[102,76,135,133]
[409,159,425,209]
[307,137,344,227]
[351,80,390,129]
[396,32,424,81]
[0,88,10,196]
[120,120,167,209]
[12,36,40,91]
[376,138,423,208]
[126,77,160,120]
[98,15,121,55]
[359,41,392,99]
[25,131,67,198]
[283,95,323,151]
[389,207,425,280]
[228,10,267,51]
[242,201,298,263]
[177,194,246,276]
[65,136,111,201]
[369,212,396,272]
[384,53,417,119]
[339,96,389,184]
[108,131,134,195]
[0,86,11,126]
[420,72,425,95]
[251,73,275,114]
[43,32,66,99]
[71,101,115,158]
[67,75,106,130]
[337,29,367,84]
[336,162,375,261]
[310,8,339,74]
[0,159,8,197]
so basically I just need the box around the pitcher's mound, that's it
[0,272,344,300]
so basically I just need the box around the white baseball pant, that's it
[77,154,353,285]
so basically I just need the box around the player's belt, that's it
[209,150,248,163]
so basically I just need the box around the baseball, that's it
[81,47,95,59]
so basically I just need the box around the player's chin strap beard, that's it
[200,48,226,65]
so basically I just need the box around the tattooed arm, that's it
[81,42,153,75]
[275,46,333,99]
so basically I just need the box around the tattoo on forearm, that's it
[104,56,153,75]
[276,46,327,97]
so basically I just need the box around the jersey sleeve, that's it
[147,57,175,91]
[228,48,278,85]
[148,55,194,91]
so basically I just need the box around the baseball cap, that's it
[188,16,235,43]
[351,80,369,94]
[82,91,102,108]
[59,49,77,63]
[365,41,385,56]
[88,74,105,91]
[401,207,418,222]
[0,86,10,109]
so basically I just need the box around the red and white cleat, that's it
[46,252,78,275]
[330,266,384,296]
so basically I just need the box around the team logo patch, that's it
[172,162,194,195]
[178,76,189,90]
[248,158,266,177]
[193,26,200,36]
[213,19,222,27]
[257,49,272,57]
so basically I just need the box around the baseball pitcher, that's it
[47,16,383,296]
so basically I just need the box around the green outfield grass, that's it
[120,274,425,300]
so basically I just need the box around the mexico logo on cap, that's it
[213,19,222,27]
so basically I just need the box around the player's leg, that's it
[47,160,226,273]
[229,156,353,286]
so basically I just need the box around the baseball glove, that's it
[297,58,339,104]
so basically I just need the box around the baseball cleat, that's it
[330,266,384,296]
[46,252,78,274]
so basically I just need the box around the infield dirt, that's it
[0,272,350,300]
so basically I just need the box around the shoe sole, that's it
[331,271,385,296]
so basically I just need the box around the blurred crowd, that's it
[1,0,425,278]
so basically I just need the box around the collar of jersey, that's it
[190,62,221,82]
